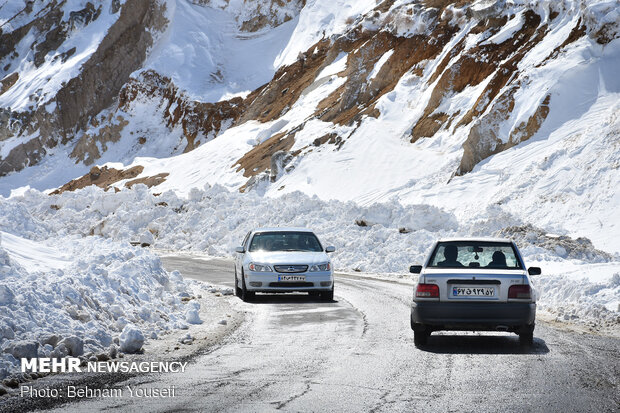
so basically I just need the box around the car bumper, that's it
[245,271,333,293]
[411,301,536,330]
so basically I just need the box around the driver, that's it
[437,245,464,267]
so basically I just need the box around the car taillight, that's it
[416,284,439,298]
[508,285,531,299]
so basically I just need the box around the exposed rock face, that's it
[0,73,18,95]
[55,0,168,139]
[235,132,297,179]
[458,90,551,175]
[0,0,168,177]
[71,116,130,166]
[51,164,170,194]
[51,165,145,194]
[118,70,244,154]
[125,173,169,189]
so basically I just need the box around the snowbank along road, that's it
[21,255,617,413]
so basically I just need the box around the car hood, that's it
[246,251,329,265]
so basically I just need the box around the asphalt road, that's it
[36,256,620,412]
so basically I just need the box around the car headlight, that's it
[309,263,330,272]
[248,263,273,272]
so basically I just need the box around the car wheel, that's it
[320,288,334,301]
[413,324,430,347]
[234,270,242,297]
[518,324,535,346]
[241,273,254,302]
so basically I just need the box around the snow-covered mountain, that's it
[1,0,619,254]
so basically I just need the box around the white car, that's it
[410,238,540,347]
[234,228,335,302]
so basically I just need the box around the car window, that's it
[428,241,523,269]
[249,232,323,252]
[242,231,250,249]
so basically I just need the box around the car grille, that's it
[269,282,314,288]
[274,265,308,273]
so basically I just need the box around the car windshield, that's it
[249,232,323,252]
[428,241,523,269]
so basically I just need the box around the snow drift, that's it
[1,184,618,331]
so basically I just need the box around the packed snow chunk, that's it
[138,230,155,246]
[50,343,69,359]
[119,325,145,354]
[58,336,84,357]
[185,301,202,325]
[2,340,39,360]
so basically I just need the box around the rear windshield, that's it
[428,241,523,269]
[249,232,323,252]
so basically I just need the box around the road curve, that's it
[42,256,620,412]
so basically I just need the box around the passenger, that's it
[487,251,507,268]
[437,245,464,267]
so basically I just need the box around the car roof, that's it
[252,227,314,233]
[437,237,513,243]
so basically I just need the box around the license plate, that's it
[278,275,306,282]
[452,286,495,297]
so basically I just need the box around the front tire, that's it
[234,270,242,297]
[240,273,255,302]
[320,288,334,301]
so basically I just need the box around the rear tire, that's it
[518,324,535,346]
[413,324,430,347]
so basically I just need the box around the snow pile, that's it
[530,259,620,328]
[0,228,201,380]
[9,184,461,272]
[2,184,618,330]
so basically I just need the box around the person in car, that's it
[486,251,507,268]
[437,245,464,267]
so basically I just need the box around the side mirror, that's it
[528,267,541,276]
[235,246,245,254]
[325,246,336,253]
[409,265,422,274]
